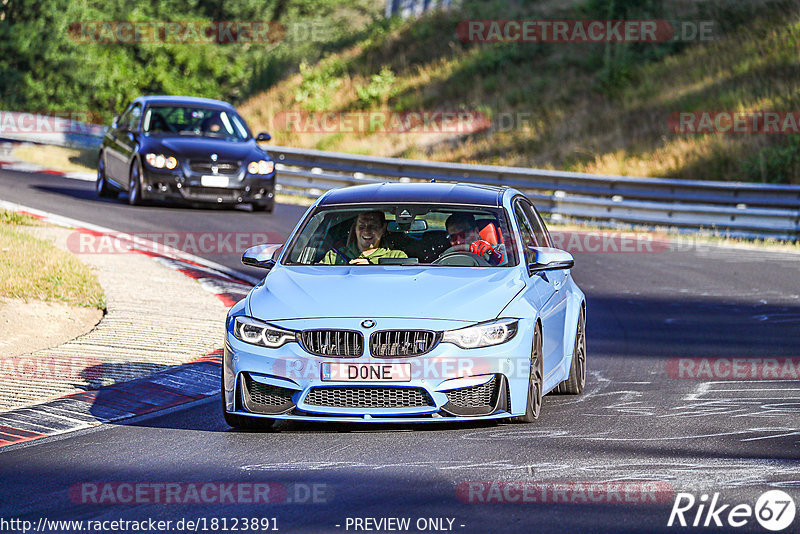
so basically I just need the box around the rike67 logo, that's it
[668,490,796,531]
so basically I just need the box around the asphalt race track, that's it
[1,168,799,533]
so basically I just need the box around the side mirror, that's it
[111,115,119,128]
[242,244,283,269]
[256,132,272,142]
[528,247,574,273]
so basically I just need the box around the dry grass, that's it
[0,211,105,309]
[13,144,97,174]
[238,2,800,184]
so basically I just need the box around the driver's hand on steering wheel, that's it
[349,258,370,265]
[470,240,503,264]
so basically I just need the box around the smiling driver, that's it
[320,211,407,265]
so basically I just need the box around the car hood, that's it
[247,266,526,322]
[146,136,264,160]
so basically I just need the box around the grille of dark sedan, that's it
[241,374,295,415]
[445,376,499,408]
[189,160,240,175]
[182,187,239,201]
[304,387,433,409]
[300,330,363,357]
[370,330,439,357]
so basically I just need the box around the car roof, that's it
[133,95,235,110]
[318,182,509,207]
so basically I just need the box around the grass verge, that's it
[13,144,97,174]
[0,210,105,308]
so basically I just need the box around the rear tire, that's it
[512,323,543,423]
[554,307,586,395]
[96,153,116,198]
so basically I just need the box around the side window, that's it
[116,104,133,130]
[127,104,142,131]
[519,200,551,247]
[513,202,538,265]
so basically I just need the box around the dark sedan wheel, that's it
[96,153,116,198]
[512,323,543,423]
[555,307,586,395]
[251,197,274,213]
[128,160,145,206]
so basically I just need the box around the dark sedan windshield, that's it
[142,105,250,140]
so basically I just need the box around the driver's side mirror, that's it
[528,247,574,273]
[256,132,271,142]
[242,244,283,269]
[111,115,119,129]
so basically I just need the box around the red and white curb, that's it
[0,158,95,182]
[0,201,260,448]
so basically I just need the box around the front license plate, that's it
[321,362,411,382]
[201,175,229,187]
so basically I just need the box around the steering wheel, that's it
[432,250,490,267]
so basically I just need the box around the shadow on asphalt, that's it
[33,184,257,213]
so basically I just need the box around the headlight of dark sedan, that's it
[232,316,296,348]
[442,318,518,349]
[145,153,178,170]
[247,160,274,175]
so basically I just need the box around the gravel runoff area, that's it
[0,224,231,412]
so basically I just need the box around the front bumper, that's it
[141,165,275,205]
[223,317,535,423]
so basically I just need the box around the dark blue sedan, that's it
[97,95,276,212]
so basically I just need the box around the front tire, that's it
[96,153,116,198]
[555,307,586,395]
[128,160,145,206]
[221,376,276,430]
[251,197,274,213]
[512,323,543,423]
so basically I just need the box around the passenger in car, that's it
[444,213,505,265]
[320,211,408,265]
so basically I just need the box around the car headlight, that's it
[441,318,518,349]
[232,316,296,348]
[145,153,178,170]
[248,160,274,175]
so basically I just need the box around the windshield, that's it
[142,105,250,140]
[284,205,518,267]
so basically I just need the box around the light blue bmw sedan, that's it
[222,182,586,428]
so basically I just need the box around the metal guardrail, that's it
[1,111,798,240]
[0,111,105,150]
[270,145,800,241]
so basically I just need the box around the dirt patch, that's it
[0,297,102,357]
